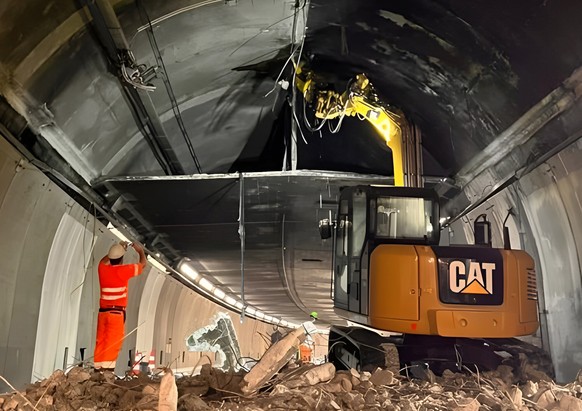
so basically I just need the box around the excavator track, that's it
[328,326,555,381]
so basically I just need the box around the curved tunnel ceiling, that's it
[2,0,582,178]
[2,0,582,325]
[302,0,582,174]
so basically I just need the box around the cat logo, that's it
[448,261,495,295]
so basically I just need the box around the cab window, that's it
[376,196,436,241]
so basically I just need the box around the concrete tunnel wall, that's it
[0,137,273,392]
[2,126,582,386]
[446,138,582,383]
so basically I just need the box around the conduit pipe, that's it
[456,67,582,187]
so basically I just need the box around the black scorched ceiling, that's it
[302,0,582,175]
[3,0,582,180]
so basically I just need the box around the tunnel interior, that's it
[1,0,582,389]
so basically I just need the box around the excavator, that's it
[295,66,553,378]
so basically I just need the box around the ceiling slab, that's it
[96,171,403,323]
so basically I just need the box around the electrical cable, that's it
[326,93,352,134]
[291,101,309,145]
[327,110,347,134]
[135,0,203,173]
[264,0,309,98]
[229,12,301,57]
[302,96,327,132]
[264,0,309,158]
[327,341,346,357]
[291,12,309,112]
[239,172,246,323]
[264,44,300,98]
[71,205,99,296]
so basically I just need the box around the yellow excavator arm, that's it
[296,68,404,186]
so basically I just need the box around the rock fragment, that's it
[521,379,538,397]
[508,386,523,408]
[2,360,581,411]
[240,327,305,395]
[535,388,557,409]
[452,398,480,411]
[304,363,336,385]
[559,394,582,411]
[369,368,394,386]
[178,393,211,410]
[67,366,92,384]
[159,369,178,411]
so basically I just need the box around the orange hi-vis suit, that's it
[94,261,144,369]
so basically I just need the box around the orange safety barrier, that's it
[299,344,312,363]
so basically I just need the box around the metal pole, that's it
[416,125,423,187]
[63,347,69,370]
[329,209,335,300]
[239,173,246,321]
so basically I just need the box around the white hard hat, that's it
[108,244,126,259]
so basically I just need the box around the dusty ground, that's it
[1,359,582,411]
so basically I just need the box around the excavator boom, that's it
[296,69,407,186]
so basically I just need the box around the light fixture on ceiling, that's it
[177,259,296,328]
[198,277,214,291]
[439,217,450,224]
[147,255,168,273]
[106,224,297,327]
[107,222,131,243]
[177,259,200,281]
[213,288,226,300]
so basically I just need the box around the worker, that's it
[93,241,146,370]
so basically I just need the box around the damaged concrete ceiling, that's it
[1,0,582,324]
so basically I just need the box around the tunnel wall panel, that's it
[32,213,94,379]
[134,267,165,364]
[548,141,582,279]
[517,140,582,383]
[0,138,78,389]
[0,136,273,391]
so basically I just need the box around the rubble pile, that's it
[1,361,581,411]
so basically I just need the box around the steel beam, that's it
[84,0,186,175]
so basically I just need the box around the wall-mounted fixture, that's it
[177,259,297,328]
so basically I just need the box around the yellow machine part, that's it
[296,69,405,186]
[368,245,539,338]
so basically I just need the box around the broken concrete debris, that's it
[1,323,580,411]
[240,326,306,395]
[159,368,178,411]
[2,362,581,410]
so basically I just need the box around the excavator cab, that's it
[331,186,439,316]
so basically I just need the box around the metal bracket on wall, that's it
[83,0,186,175]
